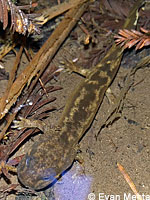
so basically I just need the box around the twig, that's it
[36,0,90,25]
[117,163,142,200]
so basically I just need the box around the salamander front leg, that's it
[12,117,47,132]
[61,58,90,77]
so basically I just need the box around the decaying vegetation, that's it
[0,0,150,198]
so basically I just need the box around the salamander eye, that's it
[25,155,34,168]
[25,156,30,167]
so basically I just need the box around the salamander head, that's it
[17,153,58,190]
[17,134,76,190]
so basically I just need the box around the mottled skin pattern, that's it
[15,0,143,190]
[17,46,122,190]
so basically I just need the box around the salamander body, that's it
[16,0,143,190]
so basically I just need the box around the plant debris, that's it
[0,0,150,198]
[115,27,150,50]
[0,0,40,35]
